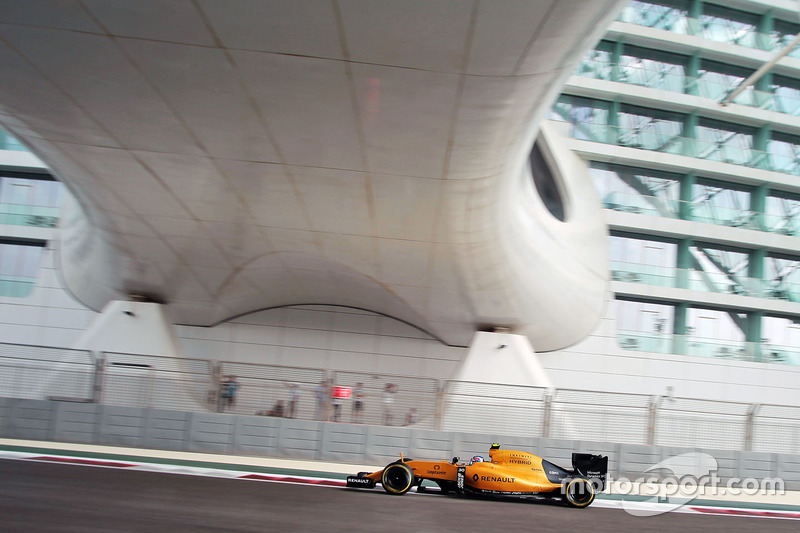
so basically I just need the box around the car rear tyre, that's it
[564,478,595,508]
[381,462,415,495]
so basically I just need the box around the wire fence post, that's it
[647,395,661,446]
[542,389,553,438]
[434,380,446,431]
[745,403,761,452]
[211,360,222,413]
[92,353,105,404]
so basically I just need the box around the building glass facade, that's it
[556,0,800,365]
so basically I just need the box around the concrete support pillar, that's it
[687,0,704,36]
[751,184,768,231]
[679,173,696,222]
[686,53,701,96]
[73,300,185,358]
[682,112,698,158]
[452,331,552,388]
[676,238,694,289]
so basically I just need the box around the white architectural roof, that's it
[0,0,622,348]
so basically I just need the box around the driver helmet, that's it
[470,455,484,465]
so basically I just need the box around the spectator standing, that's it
[219,375,239,412]
[315,379,329,421]
[285,382,300,419]
[352,382,365,423]
[331,383,343,422]
[382,383,397,425]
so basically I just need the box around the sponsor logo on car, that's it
[346,477,373,485]
[479,476,516,483]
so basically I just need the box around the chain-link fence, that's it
[753,404,800,455]
[441,381,547,437]
[550,389,651,445]
[102,352,214,411]
[0,342,93,401]
[332,371,440,428]
[0,341,798,453]
[218,361,325,419]
[655,397,750,451]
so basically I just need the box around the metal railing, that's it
[575,56,800,117]
[610,259,800,302]
[615,331,800,364]
[617,2,794,54]
[601,190,799,238]
[0,342,798,454]
[0,204,59,228]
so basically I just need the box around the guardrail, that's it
[0,342,797,454]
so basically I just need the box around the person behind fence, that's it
[404,407,419,426]
[256,400,285,417]
[331,383,343,422]
[382,383,397,425]
[219,375,239,411]
[285,382,300,419]
[315,379,329,421]
[352,382,365,423]
[268,400,285,417]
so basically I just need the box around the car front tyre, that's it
[381,462,415,495]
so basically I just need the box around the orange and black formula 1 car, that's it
[346,444,608,508]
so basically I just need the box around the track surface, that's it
[1,458,798,532]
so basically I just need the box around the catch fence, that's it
[0,342,797,454]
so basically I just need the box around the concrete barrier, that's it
[1,397,798,490]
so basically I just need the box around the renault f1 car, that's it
[346,444,607,508]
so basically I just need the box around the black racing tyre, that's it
[564,478,595,508]
[381,462,415,495]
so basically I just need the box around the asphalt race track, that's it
[0,458,797,533]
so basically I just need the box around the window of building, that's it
[619,45,687,93]
[550,95,610,141]
[617,104,684,153]
[695,118,756,165]
[686,307,747,359]
[0,175,62,228]
[0,240,45,298]
[0,130,27,152]
[591,162,681,217]
[690,179,752,227]
[697,60,755,103]
[616,299,675,352]
[770,75,800,116]
[688,243,749,295]
[700,4,761,49]
[619,0,690,34]
[768,132,800,175]
[765,255,799,301]
[764,191,799,236]
[577,41,614,81]
[761,315,800,363]
[610,234,677,286]
[773,19,800,59]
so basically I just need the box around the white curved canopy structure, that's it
[0,0,623,349]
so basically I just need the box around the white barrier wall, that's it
[1,398,799,491]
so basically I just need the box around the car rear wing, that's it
[572,453,608,491]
